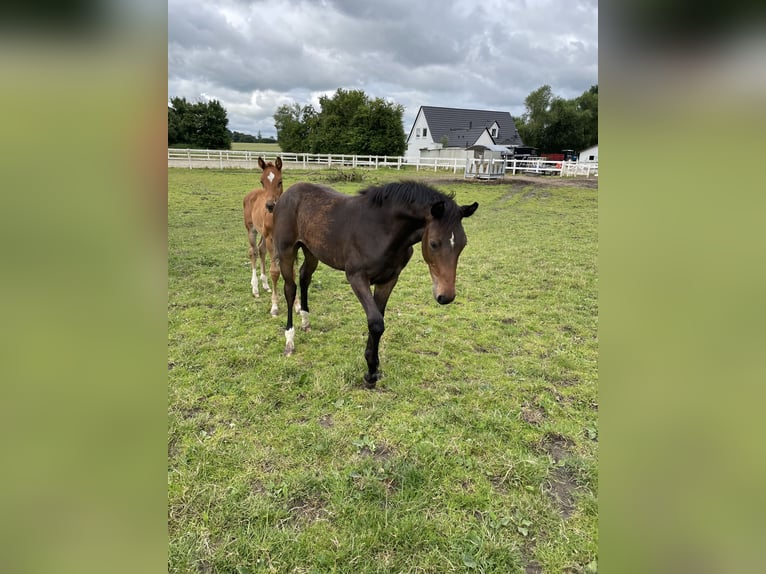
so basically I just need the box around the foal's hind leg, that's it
[279,247,298,356]
[265,236,280,317]
[298,251,318,331]
[248,230,260,297]
[257,236,271,293]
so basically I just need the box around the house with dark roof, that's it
[405,106,524,160]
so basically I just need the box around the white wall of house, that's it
[580,144,598,162]
[473,129,495,148]
[405,109,436,159]
[420,148,472,161]
[488,121,500,139]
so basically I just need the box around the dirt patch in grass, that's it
[519,404,545,425]
[250,480,267,496]
[360,441,394,461]
[540,432,575,463]
[318,414,334,427]
[413,349,439,356]
[419,174,597,189]
[547,466,578,519]
[508,175,598,189]
[522,189,552,200]
[168,437,179,459]
[181,406,203,419]
[539,433,579,518]
[285,496,329,525]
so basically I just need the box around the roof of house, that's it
[414,106,524,148]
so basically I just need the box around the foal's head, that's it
[257,156,283,212]
[422,199,479,304]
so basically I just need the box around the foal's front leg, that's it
[347,274,385,388]
[265,236,280,316]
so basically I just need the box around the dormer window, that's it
[422,128,427,137]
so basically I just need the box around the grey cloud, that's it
[168,0,597,135]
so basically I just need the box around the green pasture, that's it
[168,167,598,573]
[232,142,283,153]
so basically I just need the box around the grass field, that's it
[168,167,598,573]
[232,142,282,153]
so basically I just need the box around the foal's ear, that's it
[275,157,283,170]
[431,201,446,219]
[258,156,267,170]
[460,202,479,218]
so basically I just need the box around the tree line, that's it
[230,130,277,144]
[515,85,598,154]
[273,89,406,156]
[168,97,232,149]
[168,85,598,155]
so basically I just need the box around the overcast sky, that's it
[168,0,598,138]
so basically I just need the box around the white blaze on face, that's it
[449,232,455,249]
[267,172,275,183]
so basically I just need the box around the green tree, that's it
[575,85,598,148]
[168,97,231,149]
[274,89,405,155]
[195,99,231,149]
[516,85,554,152]
[274,103,316,152]
[515,84,597,154]
[312,89,369,154]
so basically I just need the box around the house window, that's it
[491,128,497,136]
[423,128,427,137]
[589,155,595,161]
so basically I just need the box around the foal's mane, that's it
[359,181,460,222]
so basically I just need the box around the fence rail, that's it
[167,149,597,178]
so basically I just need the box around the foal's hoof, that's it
[363,373,379,389]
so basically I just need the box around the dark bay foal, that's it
[272,180,478,387]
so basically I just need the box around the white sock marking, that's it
[251,268,259,295]
[285,327,295,354]
[300,310,310,329]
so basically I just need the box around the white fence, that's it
[502,158,598,178]
[168,149,597,178]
